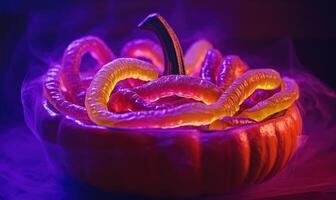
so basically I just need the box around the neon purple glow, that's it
[1,1,336,199]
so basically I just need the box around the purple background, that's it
[1,0,336,199]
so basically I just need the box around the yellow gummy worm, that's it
[85,58,159,126]
[86,58,282,128]
[239,77,299,122]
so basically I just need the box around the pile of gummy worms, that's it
[44,13,299,129]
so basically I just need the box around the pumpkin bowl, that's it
[22,78,302,198]
[22,13,303,198]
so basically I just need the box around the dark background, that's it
[0,0,335,125]
[0,1,335,199]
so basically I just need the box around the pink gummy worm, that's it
[217,55,249,91]
[107,75,223,113]
[200,49,223,83]
[108,89,195,112]
[61,36,115,105]
[43,64,89,120]
[121,38,164,73]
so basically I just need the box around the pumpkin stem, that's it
[138,13,186,75]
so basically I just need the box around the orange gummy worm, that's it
[184,40,213,77]
[209,116,256,130]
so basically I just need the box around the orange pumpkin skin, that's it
[36,96,301,197]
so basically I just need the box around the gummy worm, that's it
[239,77,299,122]
[209,116,256,130]
[138,13,185,75]
[107,89,195,112]
[184,40,213,77]
[107,75,222,112]
[43,64,89,120]
[85,58,281,128]
[120,38,164,73]
[238,88,279,114]
[61,36,115,105]
[200,49,223,83]
[217,55,249,90]
[132,75,222,104]
[213,69,282,118]
[85,58,158,125]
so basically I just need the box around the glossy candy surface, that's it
[61,36,115,105]
[217,55,249,90]
[108,75,222,113]
[128,75,222,104]
[209,116,256,130]
[33,13,303,198]
[85,64,282,128]
[239,77,299,121]
[45,15,299,130]
[85,58,159,127]
[43,64,89,120]
[200,49,223,83]
[185,40,213,77]
[120,39,164,73]
[108,89,195,112]
[213,69,282,116]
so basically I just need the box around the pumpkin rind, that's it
[34,87,301,197]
